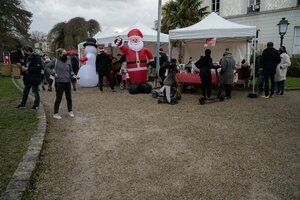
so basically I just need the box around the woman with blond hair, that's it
[46,48,78,119]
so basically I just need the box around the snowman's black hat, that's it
[83,38,97,48]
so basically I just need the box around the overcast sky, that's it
[23,0,169,34]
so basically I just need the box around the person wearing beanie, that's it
[114,28,155,94]
[220,49,236,99]
[16,45,43,109]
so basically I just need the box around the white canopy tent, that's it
[169,12,257,64]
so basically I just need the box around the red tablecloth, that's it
[176,73,218,86]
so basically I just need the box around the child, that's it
[159,58,178,105]
[241,59,250,87]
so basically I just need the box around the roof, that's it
[169,12,256,40]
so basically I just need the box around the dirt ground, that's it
[31,85,300,200]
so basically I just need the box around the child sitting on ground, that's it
[159,58,178,105]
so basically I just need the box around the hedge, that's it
[287,57,300,77]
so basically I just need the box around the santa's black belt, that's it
[127,60,147,65]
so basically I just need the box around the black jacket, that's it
[70,55,79,75]
[260,47,281,74]
[96,51,112,74]
[195,55,213,76]
[159,52,168,66]
[25,53,43,85]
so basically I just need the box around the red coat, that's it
[120,46,153,84]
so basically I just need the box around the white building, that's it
[201,0,300,55]
[34,36,50,54]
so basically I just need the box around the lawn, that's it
[0,76,38,196]
[286,77,300,89]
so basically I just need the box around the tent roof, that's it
[169,12,256,40]
[97,21,169,44]
[94,28,118,45]
[93,28,118,39]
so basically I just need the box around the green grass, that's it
[286,77,300,89]
[0,76,38,196]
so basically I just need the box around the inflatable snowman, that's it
[77,38,98,87]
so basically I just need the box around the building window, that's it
[212,0,220,13]
[294,27,300,54]
[248,0,260,13]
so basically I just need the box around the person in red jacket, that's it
[114,28,155,94]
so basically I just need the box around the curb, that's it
[0,78,47,200]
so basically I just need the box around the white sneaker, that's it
[69,111,75,117]
[53,113,62,120]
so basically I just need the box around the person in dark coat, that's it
[254,55,264,94]
[260,42,281,98]
[159,59,177,105]
[95,46,115,92]
[158,48,168,86]
[195,49,213,98]
[241,59,250,87]
[69,54,79,91]
[16,46,43,109]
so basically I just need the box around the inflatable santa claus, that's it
[114,28,155,94]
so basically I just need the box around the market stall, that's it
[169,12,257,65]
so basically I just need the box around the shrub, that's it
[287,57,300,77]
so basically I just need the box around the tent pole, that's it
[168,40,172,62]
[248,35,257,98]
[155,0,162,88]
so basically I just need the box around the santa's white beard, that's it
[128,41,144,52]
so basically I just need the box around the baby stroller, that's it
[152,82,182,104]
[199,65,225,105]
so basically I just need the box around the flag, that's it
[3,52,11,64]
[204,38,216,47]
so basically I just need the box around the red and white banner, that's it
[3,52,11,64]
[204,38,216,47]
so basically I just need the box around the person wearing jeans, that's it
[20,83,40,108]
[54,82,72,114]
[16,45,43,109]
[46,48,77,119]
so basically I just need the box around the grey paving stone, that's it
[6,180,28,192]
[0,191,23,200]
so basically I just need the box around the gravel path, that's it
[32,86,300,200]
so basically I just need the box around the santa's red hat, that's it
[127,28,143,38]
